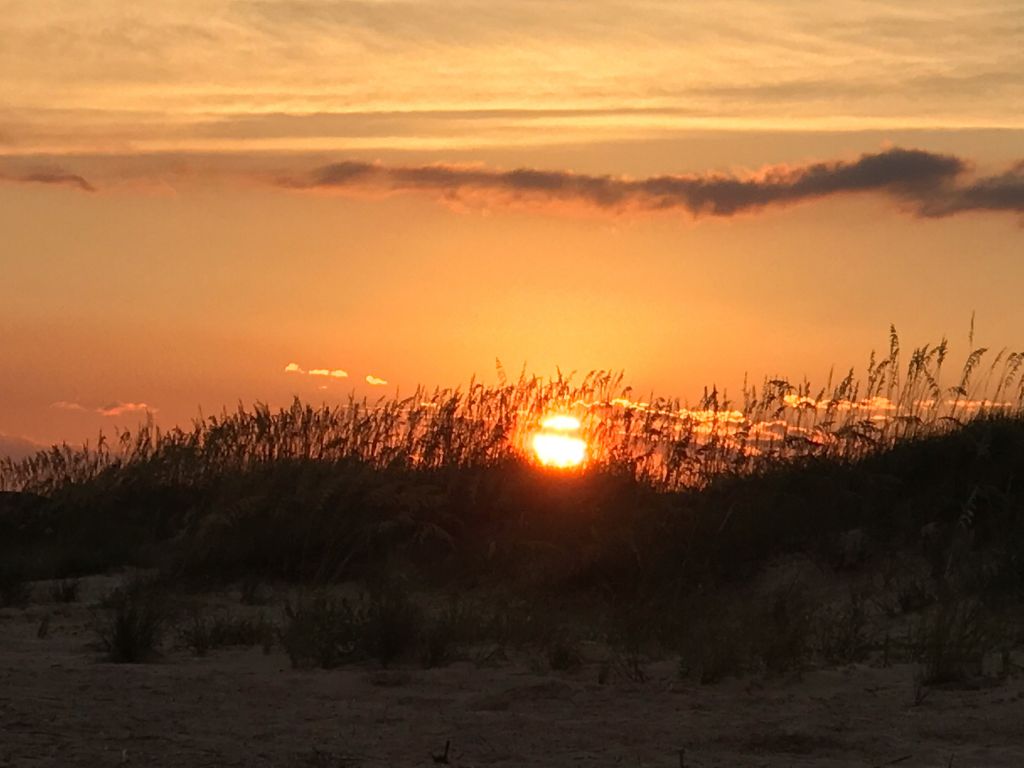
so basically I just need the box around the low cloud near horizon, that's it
[3,147,1023,222]
[51,401,155,417]
[0,433,43,462]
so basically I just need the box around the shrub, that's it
[754,587,813,676]
[239,576,271,606]
[911,598,997,686]
[96,577,169,663]
[50,578,80,603]
[419,598,479,668]
[0,567,30,608]
[360,587,423,667]
[280,593,361,669]
[179,608,275,656]
[678,603,748,685]
[546,634,583,671]
[816,591,873,664]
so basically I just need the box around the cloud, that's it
[51,400,87,412]
[5,146,1024,221]
[0,170,96,192]
[285,363,349,379]
[50,400,154,417]
[97,402,153,417]
[280,147,1023,219]
[0,433,43,462]
[921,161,1024,217]
[365,375,388,386]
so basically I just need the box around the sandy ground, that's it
[2,577,1024,768]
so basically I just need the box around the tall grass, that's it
[3,330,1021,495]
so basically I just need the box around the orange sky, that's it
[1,1,1023,450]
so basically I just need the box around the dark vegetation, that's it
[1,332,1023,686]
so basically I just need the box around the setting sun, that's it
[532,414,588,468]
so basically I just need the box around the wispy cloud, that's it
[51,400,154,416]
[97,402,153,417]
[0,169,96,192]
[284,362,349,379]
[51,400,88,412]
[283,363,387,386]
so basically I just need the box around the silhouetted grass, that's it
[0,331,1021,682]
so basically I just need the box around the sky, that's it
[1,0,1023,449]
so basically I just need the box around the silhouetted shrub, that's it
[360,587,423,667]
[0,568,30,608]
[280,592,361,669]
[546,634,583,671]
[50,578,80,603]
[816,590,873,664]
[96,577,169,663]
[178,608,275,656]
[911,597,998,686]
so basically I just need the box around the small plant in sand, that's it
[178,608,276,656]
[280,592,362,669]
[95,577,169,663]
[0,567,31,608]
[360,587,424,667]
[546,633,584,672]
[910,597,999,686]
[815,590,873,664]
[50,578,80,603]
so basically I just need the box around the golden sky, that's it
[1,0,1023,448]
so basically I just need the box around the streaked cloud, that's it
[51,401,88,412]
[5,147,1024,222]
[97,402,153,417]
[283,148,1024,220]
[3,0,1022,156]
[0,169,95,192]
[284,363,349,379]
[50,400,154,417]
[365,375,388,386]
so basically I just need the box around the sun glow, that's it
[531,414,587,468]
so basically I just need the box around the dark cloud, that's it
[1,170,96,192]
[282,148,977,218]
[924,162,1024,217]
[3,147,1022,221]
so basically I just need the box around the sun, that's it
[531,414,587,469]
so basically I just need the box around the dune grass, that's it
[0,330,1022,678]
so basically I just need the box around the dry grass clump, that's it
[911,597,1002,687]
[95,577,169,663]
[280,587,425,669]
[815,590,874,664]
[0,567,31,609]
[178,608,275,656]
[50,578,80,603]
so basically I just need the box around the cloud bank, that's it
[280,148,1024,219]
[51,400,154,417]
[5,147,1024,222]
